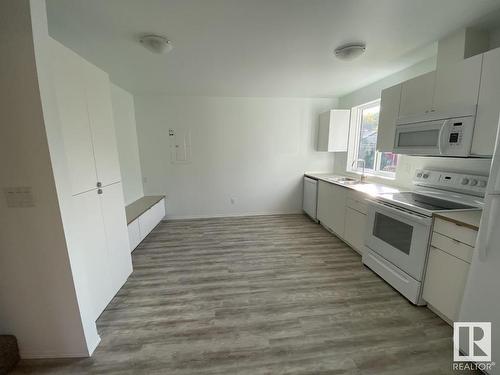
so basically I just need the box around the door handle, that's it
[97,189,103,195]
[438,120,449,155]
[97,182,102,188]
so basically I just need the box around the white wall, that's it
[135,96,337,219]
[0,0,96,358]
[110,83,143,205]
[335,56,492,188]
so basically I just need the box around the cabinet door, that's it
[83,62,122,187]
[423,247,470,322]
[399,71,435,120]
[128,219,141,252]
[72,189,111,319]
[344,208,367,255]
[317,110,350,152]
[51,41,97,195]
[317,181,346,237]
[433,54,482,117]
[377,84,401,152]
[472,47,500,156]
[100,182,133,296]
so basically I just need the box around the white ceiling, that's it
[46,0,500,97]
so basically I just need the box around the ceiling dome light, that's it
[140,34,173,54]
[334,43,366,61]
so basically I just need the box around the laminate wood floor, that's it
[13,214,475,374]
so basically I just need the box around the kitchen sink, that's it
[326,176,363,184]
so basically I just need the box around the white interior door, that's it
[51,40,97,195]
[72,189,112,319]
[99,182,133,296]
[83,61,122,187]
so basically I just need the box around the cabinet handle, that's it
[97,189,103,195]
[97,182,102,188]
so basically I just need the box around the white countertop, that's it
[304,172,402,197]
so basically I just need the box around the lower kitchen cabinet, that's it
[423,217,477,323]
[344,207,366,255]
[317,181,347,237]
[423,247,470,322]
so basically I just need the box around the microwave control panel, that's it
[414,169,488,197]
[447,121,464,146]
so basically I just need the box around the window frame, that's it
[346,99,397,179]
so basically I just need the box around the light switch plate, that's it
[3,187,35,208]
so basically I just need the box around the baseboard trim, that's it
[165,211,303,220]
[20,334,101,359]
[20,351,90,359]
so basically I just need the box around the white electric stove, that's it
[362,169,486,305]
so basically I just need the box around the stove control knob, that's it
[422,173,429,179]
[416,172,423,178]
[461,178,469,185]
[479,180,487,188]
[470,179,478,186]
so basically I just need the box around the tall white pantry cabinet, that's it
[51,40,132,320]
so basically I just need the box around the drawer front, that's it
[433,218,477,247]
[127,219,141,252]
[151,199,166,224]
[138,208,156,238]
[431,231,474,263]
[423,246,470,322]
[346,191,368,214]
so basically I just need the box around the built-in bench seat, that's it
[125,195,165,252]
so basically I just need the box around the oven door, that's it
[365,200,432,281]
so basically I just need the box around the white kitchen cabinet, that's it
[423,217,477,324]
[344,207,366,255]
[317,181,347,237]
[423,247,470,323]
[377,84,401,152]
[399,71,436,120]
[99,182,133,297]
[472,47,500,156]
[317,110,350,152]
[51,41,97,195]
[84,62,122,187]
[433,53,482,116]
[127,218,141,252]
[72,189,112,319]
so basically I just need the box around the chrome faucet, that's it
[352,159,367,183]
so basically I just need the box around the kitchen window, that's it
[347,99,398,178]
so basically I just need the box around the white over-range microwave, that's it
[393,115,475,157]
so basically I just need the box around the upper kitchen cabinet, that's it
[83,61,122,187]
[433,54,482,117]
[398,55,483,122]
[377,84,401,152]
[399,71,435,120]
[317,109,350,152]
[472,47,500,156]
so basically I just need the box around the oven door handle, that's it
[368,200,432,226]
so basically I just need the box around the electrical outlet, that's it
[143,177,148,184]
[230,197,237,205]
